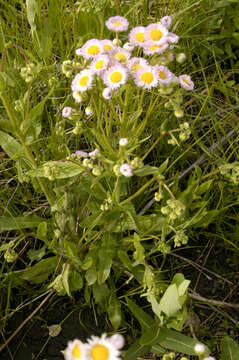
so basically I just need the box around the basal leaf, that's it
[126,298,154,330]
[0,216,50,231]
[221,336,239,360]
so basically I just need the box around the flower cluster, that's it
[64,333,124,360]
[70,15,194,99]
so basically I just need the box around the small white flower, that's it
[155,65,174,86]
[194,343,206,355]
[127,57,148,74]
[119,138,128,146]
[71,70,94,93]
[109,334,125,350]
[128,26,146,46]
[64,339,87,360]
[90,54,110,74]
[120,164,133,177]
[166,32,179,44]
[62,107,72,118]
[160,16,172,29]
[143,41,168,55]
[203,357,216,360]
[123,42,134,51]
[101,39,115,52]
[86,334,121,360]
[81,39,103,59]
[102,87,113,100]
[105,16,129,32]
[103,64,128,89]
[179,74,194,91]
[134,66,158,89]
[111,47,131,64]
[145,23,168,45]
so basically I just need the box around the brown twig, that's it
[189,290,239,309]
[0,288,55,353]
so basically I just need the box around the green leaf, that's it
[37,222,47,239]
[133,233,145,262]
[159,284,181,317]
[124,342,151,360]
[0,216,50,230]
[26,0,39,31]
[21,256,58,284]
[0,130,27,160]
[126,298,154,330]
[27,161,84,179]
[62,263,71,296]
[221,336,239,360]
[69,270,83,292]
[85,266,97,285]
[108,294,121,330]
[157,328,210,356]
[134,165,159,176]
[27,247,46,261]
[139,323,161,346]
[0,240,15,252]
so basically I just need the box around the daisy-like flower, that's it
[71,70,94,93]
[155,65,174,86]
[143,41,168,56]
[111,47,131,64]
[64,339,87,360]
[102,87,113,100]
[90,54,110,74]
[123,42,135,51]
[119,138,128,146]
[103,64,128,89]
[81,39,103,59]
[127,57,148,74]
[178,74,194,91]
[129,26,146,46]
[101,40,115,53]
[71,150,89,158]
[72,91,83,103]
[166,32,179,44]
[86,334,121,360]
[160,16,172,29]
[62,107,72,118]
[89,148,99,157]
[145,23,168,45]
[120,164,133,177]
[134,65,158,89]
[105,16,129,32]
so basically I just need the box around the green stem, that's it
[119,176,157,206]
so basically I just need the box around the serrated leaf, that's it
[221,336,239,360]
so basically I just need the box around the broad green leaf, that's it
[147,293,163,322]
[21,256,58,284]
[0,130,26,160]
[124,342,151,360]
[81,256,93,270]
[69,270,83,292]
[92,283,109,304]
[157,327,210,356]
[27,247,46,261]
[221,336,239,360]
[126,298,154,330]
[139,323,161,346]
[108,295,121,330]
[134,166,159,176]
[151,344,165,355]
[0,216,50,230]
[37,222,47,239]
[133,233,145,262]
[27,161,84,179]
[26,0,39,31]
[85,266,97,285]
[159,284,181,317]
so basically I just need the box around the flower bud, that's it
[176,53,186,63]
[194,343,206,355]
[113,38,122,46]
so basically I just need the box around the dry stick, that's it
[189,290,239,309]
[0,288,55,353]
[139,127,237,215]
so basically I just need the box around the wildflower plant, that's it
[0,10,223,359]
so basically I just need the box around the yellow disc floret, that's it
[159,71,167,79]
[150,29,163,41]
[87,45,100,55]
[95,60,104,69]
[72,344,81,359]
[113,21,122,27]
[113,52,127,62]
[135,32,145,42]
[79,76,89,87]
[141,72,154,84]
[110,71,123,83]
[131,64,142,72]
[91,345,109,360]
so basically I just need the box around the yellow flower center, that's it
[141,72,154,84]
[113,52,127,62]
[150,29,163,41]
[91,345,109,360]
[135,32,145,42]
[149,45,161,51]
[72,344,81,359]
[87,45,100,55]
[159,71,166,79]
[95,60,104,69]
[113,21,122,27]
[103,44,113,51]
[183,78,191,85]
[110,71,123,83]
[79,75,89,87]
[131,64,142,71]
